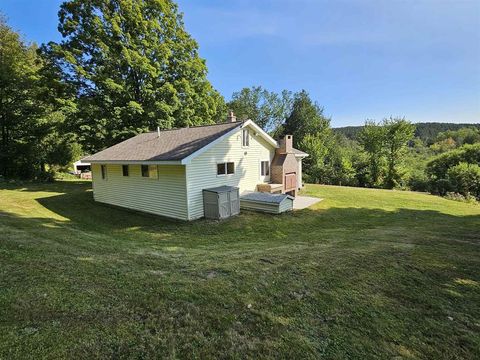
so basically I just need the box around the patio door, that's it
[260,160,270,182]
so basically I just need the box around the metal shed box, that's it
[202,186,240,219]
[240,192,294,214]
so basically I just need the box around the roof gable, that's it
[180,119,278,164]
[82,120,279,164]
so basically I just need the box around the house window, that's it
[242,129,249,147]
[141,164,157,178]
[217,162,234,176]
[122,165,129,177]
[227,162,235,174]
[261,161,270,176]
[101,165,107,180]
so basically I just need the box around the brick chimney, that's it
[226,110,236,123]
[277,135,293,154]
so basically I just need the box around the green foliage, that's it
[444,191,479,204]
[419,123,480,145]
[282,91,356,185]
[335,122,480,143]
[48,0,226,153]
[357,118,415,189]
[426,143,480,196]
[446,163,480,199]
[227,86,292,133]
[282,90,331,148]
[0,16,78,179]
[358,121,386,186]
[430,127,480,154]
[426,143,480,180]
[430,137,457,153]
[383,117,416,188]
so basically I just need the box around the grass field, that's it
[1,181,479,359]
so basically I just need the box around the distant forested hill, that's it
[334,122,480,143]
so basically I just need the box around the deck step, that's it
[257,183,283,193]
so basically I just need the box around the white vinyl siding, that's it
[186,125,275,220]
[91,163,188,220]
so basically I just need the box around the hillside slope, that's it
[335,122,480,142]
[1,181,479,358]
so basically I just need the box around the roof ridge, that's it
[147,121,245,134]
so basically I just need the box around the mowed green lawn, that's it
[0,181,479,359]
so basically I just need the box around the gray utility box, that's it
[203,186,240,220]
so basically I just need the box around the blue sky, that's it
[2,0,479,127]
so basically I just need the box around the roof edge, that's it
[242,120,278,148]
[82,159,182,165]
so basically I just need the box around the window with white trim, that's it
[242,129,249,147]
[122,165,129,177]
[261,161,270,176]
[101,165,107,180]
[217,162,235,176]
[141,164,157,178]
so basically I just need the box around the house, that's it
[72,160,91,174]
[81,112,308,220]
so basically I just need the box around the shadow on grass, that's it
[1,181,476,246]
[0,180,91,193]
[2,180,479,243]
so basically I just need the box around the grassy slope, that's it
[0,181,479,359]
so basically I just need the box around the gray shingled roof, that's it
[83,122,242,162]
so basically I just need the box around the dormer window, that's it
[242,129,249,147]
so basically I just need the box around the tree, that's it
[0,16,43,177]
[382,117,415,188]
[358,121,386,187]
[227,86,292,133]
[0,16,78,179]
[282,90,331,148]
[48,0,226,153]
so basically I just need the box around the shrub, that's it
[444,192,478,204]
[446,163,480,199]
[426,143,480,180]
[408,172,429,192]
[426,144,480,196]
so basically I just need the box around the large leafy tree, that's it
[358,121,386,187]
[227,86,292,133]
[282,90,331,148]
[0,16,75,178]
[48,0,225,153]
[383,117,415,188]
[0,16,37,177]
[358,117,415,188]
[281,90,350,184]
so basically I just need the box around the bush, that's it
[446,163,480,199]
[444,192,478,204]
[426,143,480,180]
[426,144,480,197]
[407,172,429,192]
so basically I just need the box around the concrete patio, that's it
[293,196,323,210]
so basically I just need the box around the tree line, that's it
[1,1,479,201]
[228,86,480,200]
[335,122,480,144]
